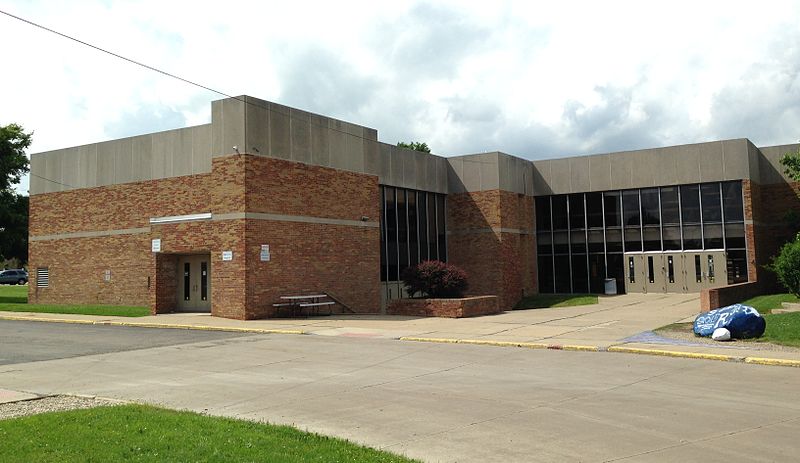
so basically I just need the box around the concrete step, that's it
[774,302,800,314]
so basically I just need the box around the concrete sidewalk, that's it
[2,293,799,366]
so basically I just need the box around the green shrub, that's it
[401,260,468,298]
[768,233,800,297]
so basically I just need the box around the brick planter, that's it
[387,296,501,318]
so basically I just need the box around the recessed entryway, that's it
[176,254,211,312]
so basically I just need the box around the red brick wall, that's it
[29,154,381,319]
[243,156,380,318]
[744,179,800,292]
[387,296,501,318]
[447,190,535,310]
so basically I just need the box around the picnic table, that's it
[272,294,336,317]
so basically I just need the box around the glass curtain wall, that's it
[380,186,447,282]
[536,181,746,293]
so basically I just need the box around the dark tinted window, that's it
[537,231,553,255]
[660,187,680,225]
[569,193,585,229]
[643,226,661,251]
[572,254,589,293]
[624,227,642,252]
[398,190,409,274]
[704,223,723,249]
[385,187,398,280]
[622,190,640,226]
[701,183,722,222]
[554,256,571,292]
[418,192,428,261]
[552,195,568,230]
[606,228,623,253]
[727,250,748,284]
[662,226,681,250]
[683,225,702,249]
[553,231,569,254]
[725,223,746,249]
[604,192,622,227]
[589,254,606,293]
[570,230,586,254]
[586,192,603,228]
[640,188,660,225]
[538,256,554,293]
[722,181,744,222]
[587,230,604,253]
[436,195,447,262]
[680,184,701,224]
[536,197,551,231]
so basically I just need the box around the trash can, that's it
[604,278,617,295]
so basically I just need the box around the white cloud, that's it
[2,0,800,194]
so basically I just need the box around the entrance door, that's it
[644,254,665,293]
[176,255,211,312]
[663,253,684,293]
[624,254,647,293]
[684,253,704,292]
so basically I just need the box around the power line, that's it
[0,8,384,145]
[29,172,75,189]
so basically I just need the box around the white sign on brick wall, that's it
[151,238,161,253]
[222,251,233,261]
[260,244,270,262]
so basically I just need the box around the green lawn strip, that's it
[515,293,598,310]
[0,404,418,463]
[0,285,149,317]
[0,303,149,317]
[0,285,27,304]
[739,293,800,315]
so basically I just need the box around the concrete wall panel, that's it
[310,114,331,167]
[78,145,97,189]
[192,125,212,173]
[112,137,133,184]
[268,103,291,159]
[290,109,312,164]
[30,154,45,194]
[44,151,62,194]
[96,142,115,186]
[675,144,701,184]
[245,101,269,157]
[172,129,192,177]
[610,153,633,190]
[721,139,749,180]
[549,158,570,194]
[131,135,152,182]
[569,156,590,192]
[654,148,678,186]
[589,154,611,191]
[699,142,724,183]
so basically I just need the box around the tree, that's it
[397,141,431,154]
[768,233,800,297]
[0,123,32,267]
[780,147,800,181]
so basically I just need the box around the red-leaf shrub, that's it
[401,260,468,298]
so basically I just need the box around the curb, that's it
[744,357,800,368]
[606,346,742,362]
[400,336,799,368]
[399,337,600,352]
[0,315,306,336]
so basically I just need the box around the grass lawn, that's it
[656,293,800,348]
[515,293,598,310]
[0,404,417,463]
[740,293,800,315]
[0,285,149,317]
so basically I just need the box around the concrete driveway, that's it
[1,320,798,462]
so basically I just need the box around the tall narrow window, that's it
[418,192,429,261]
[200,261,208,301]
[436,195,447,262]
[667,256,674,283]
[183,263,191,301]
[647,256,655,284]
[695,255,702,283]
[408,191,419,267]
[707,255,715,283]
[628,257,635,283]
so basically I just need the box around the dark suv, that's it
[0,269,28,285]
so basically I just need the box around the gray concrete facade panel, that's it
[588,154,611,191]
[569,156,590,192]
[289,109,312,164]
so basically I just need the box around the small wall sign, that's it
[222,251,233,261]
[151,238,161,253]
[260,244,270,262]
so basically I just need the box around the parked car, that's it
[0,269,28,285]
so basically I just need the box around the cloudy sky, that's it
[2,0,800,194]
